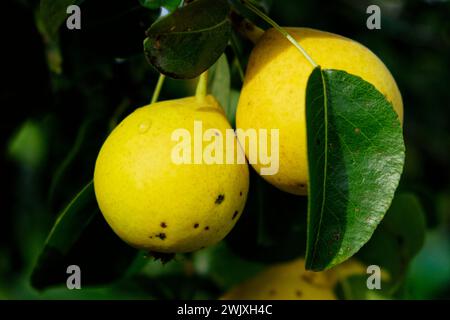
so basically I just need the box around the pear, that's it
[221,258,365,300]
[94,96,249,253]
[236,28,403,195]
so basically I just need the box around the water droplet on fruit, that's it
[138,121,151,133]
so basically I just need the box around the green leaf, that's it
[39,0,84,38]
[48,120,91,205]
[8,120,47,168]
[358,193,426,281]
[144,0,231,79]
[31,181,138,289]
[42,181,96,255]
[305,67,405,271]
[31,181,96,289]
[139,0,182,12]
[403,229,450,299]
[208,54,232,122]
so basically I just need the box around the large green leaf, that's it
[357,193,426,281]
[305,67,405,271]
[144,0,231,79]
[39,0,84,38]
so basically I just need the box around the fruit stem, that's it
[240,0,318,68]
[151,73,166,104]
[195,71,208,103]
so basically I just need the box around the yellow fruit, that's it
[236,28,403,195]
[221,258,365,300]
[94,96,249,253]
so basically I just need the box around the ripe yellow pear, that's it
[236,28,403,195]
[221,258,365,300]
[94,96,249,253]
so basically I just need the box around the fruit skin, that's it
[236,28,403,195]
[94,96,249,253]
[221,258,365,300]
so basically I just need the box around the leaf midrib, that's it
[309,69,329,267]
[43,181,94,249]
[150,17,229,37]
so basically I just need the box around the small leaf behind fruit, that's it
[144,0,231,79]
[305,67,405,271]
[208,54,233,122]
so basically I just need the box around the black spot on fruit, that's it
[295,290,302,297]
[156,233,166,240]
[232,211,239,220]
[239,191,243,196]
[215,194,225,204]
[301,273,315,284]
[204,226,210,231]
[194,223,199,229]
[161,222,167,228]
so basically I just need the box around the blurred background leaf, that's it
[357,193,426,285]
[39,0,85,39]
[403,229,450,299]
